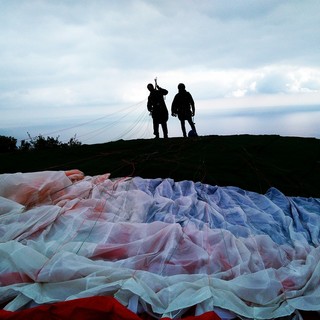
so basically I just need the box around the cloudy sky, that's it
[1,0,320,144]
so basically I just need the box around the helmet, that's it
[178,83,185,90]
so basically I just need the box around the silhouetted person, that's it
[147,82,169,139]
[171,83,198,138]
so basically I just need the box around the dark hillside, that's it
[1,134,320,198]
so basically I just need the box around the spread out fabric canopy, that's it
[0,170,319,319]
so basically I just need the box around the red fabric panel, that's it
[0,296,221,320]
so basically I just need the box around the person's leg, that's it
[180,120,187,137]
[153,119,159,138]
[161,122,168,138]
[187,117,197,135]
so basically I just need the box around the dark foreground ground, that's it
[1,134,320,198]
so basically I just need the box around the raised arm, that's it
[156,85,168,96]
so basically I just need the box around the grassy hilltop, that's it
[1,134,320,198]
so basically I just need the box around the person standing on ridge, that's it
[147,79,169,139]
[171,83,198,138]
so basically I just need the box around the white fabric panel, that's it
[0,170,319,319]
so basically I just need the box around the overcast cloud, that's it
[0,0,319,144]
